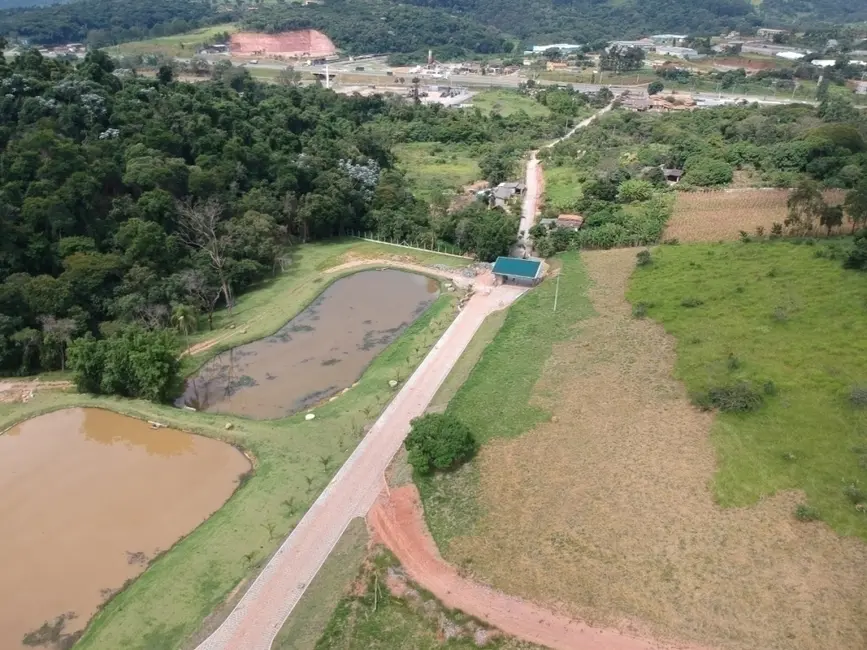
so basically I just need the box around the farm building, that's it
[663,168,683,183]
[492,256,543,286]
[491,182,526,208]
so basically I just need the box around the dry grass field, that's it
[666,189,846,242]
[429,249,867,650]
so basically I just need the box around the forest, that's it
[0,0,225,46]
[0,48,578,379]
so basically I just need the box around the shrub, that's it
[763,380,778,396]
[726,353,741,371]
[680,297,704,308]
[849,385,867,408]
[636,249,652,267]
[404,413,477,475]
[843,484,865,504]
[794,504,820,522]
[755,226,765,237]
[739,230,751,243]
[693,381,764,412]
[662,237,680,245]
[632,302,649,319]
[770,222,783,237]
[844,230,867,271]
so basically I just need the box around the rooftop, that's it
[492,256,542,279]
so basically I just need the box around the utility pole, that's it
[553,272,560,313]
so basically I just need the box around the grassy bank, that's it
[314,548,540,650]
[628,241,867,539]
[542,165,583,212]
[417,253,594,551]
[393,142,481,202]
[1,241,467,650]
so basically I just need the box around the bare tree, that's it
[38,316,77,370]
[179,269,222,329]
[177,198,233,313]
[137,303,170,330]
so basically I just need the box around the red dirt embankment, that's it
[230,30,336,57]
[368,485,710,650]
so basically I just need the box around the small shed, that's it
[556,214,584,230]
[492,256,543,286]
[663,168,683,183]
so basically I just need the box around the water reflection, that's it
[179,270,439,419]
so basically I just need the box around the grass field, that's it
[415,246,867,650]
[393,142,481,202]
[107,24,238,58]
[665,189,847,242]
[0,241,467,650]
[630,241,867,535]
[541,165,583,212]
[314,547,540,650]
[469,89,551,118]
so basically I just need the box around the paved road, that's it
[195,280,526,650]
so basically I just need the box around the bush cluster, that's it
[404,413,477,475]
[692,381,764,412]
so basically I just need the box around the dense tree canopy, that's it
[0,47,577,377]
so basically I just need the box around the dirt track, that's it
[369,484,709,650]
[194,280,526,650]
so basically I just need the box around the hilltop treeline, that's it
[0,0,220,46]
[0,49,575,376]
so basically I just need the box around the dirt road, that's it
[195,281,527,650]
[369,484,710,650]
[516,104,612,257]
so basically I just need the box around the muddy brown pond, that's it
[0,408,249,650]
[179,269,440,419]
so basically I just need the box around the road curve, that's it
[195,281,527,650]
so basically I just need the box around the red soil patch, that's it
[368,484,710,650]
[230,30,336,58]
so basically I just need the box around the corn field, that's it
[665,189,847,242]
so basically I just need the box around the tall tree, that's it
[786,180,826,234]
[176,198,233,313]
[844,182,867,234]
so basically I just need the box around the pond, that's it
[178,269,440,419]
[0,408,249,650]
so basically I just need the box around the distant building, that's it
[757,28,787,41]
[776,51,805,61]
[811,59,837,68]
[532,43,583,54]
[555,214,584,230]
[856,81,867,95]
[656,46,700,59]
[662,168,683,183]
[491,182,525,208]
[611,39,656,52]
[651,34,688,45]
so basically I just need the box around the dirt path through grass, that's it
[444,248,867,650]
[369,484,710,650]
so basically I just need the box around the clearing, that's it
[107,24,238,58]
[665,189,847,242]
[393,142,482,203]
[470,90,551,118]
[541,165,583,212]
[418,248,867,650]
[1,240,466,650]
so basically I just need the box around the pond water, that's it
[178,269,440,419]
[0,408,249,650]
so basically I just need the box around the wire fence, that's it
[347,231,473,260]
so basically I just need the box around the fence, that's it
[348,231,474,260]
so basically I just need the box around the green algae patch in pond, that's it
[0,408,249,650]
[179,269,439,419]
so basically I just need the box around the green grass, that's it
[469,89,551,118]
[628,240,867,539]
[0,241,465,650]
[393,142,481,202]
[417,253,595,550]
[107,23,238,58]
[542,164,583,211]
[314,549,540,650]
[427,309,508,413]
[273,518,369,650]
